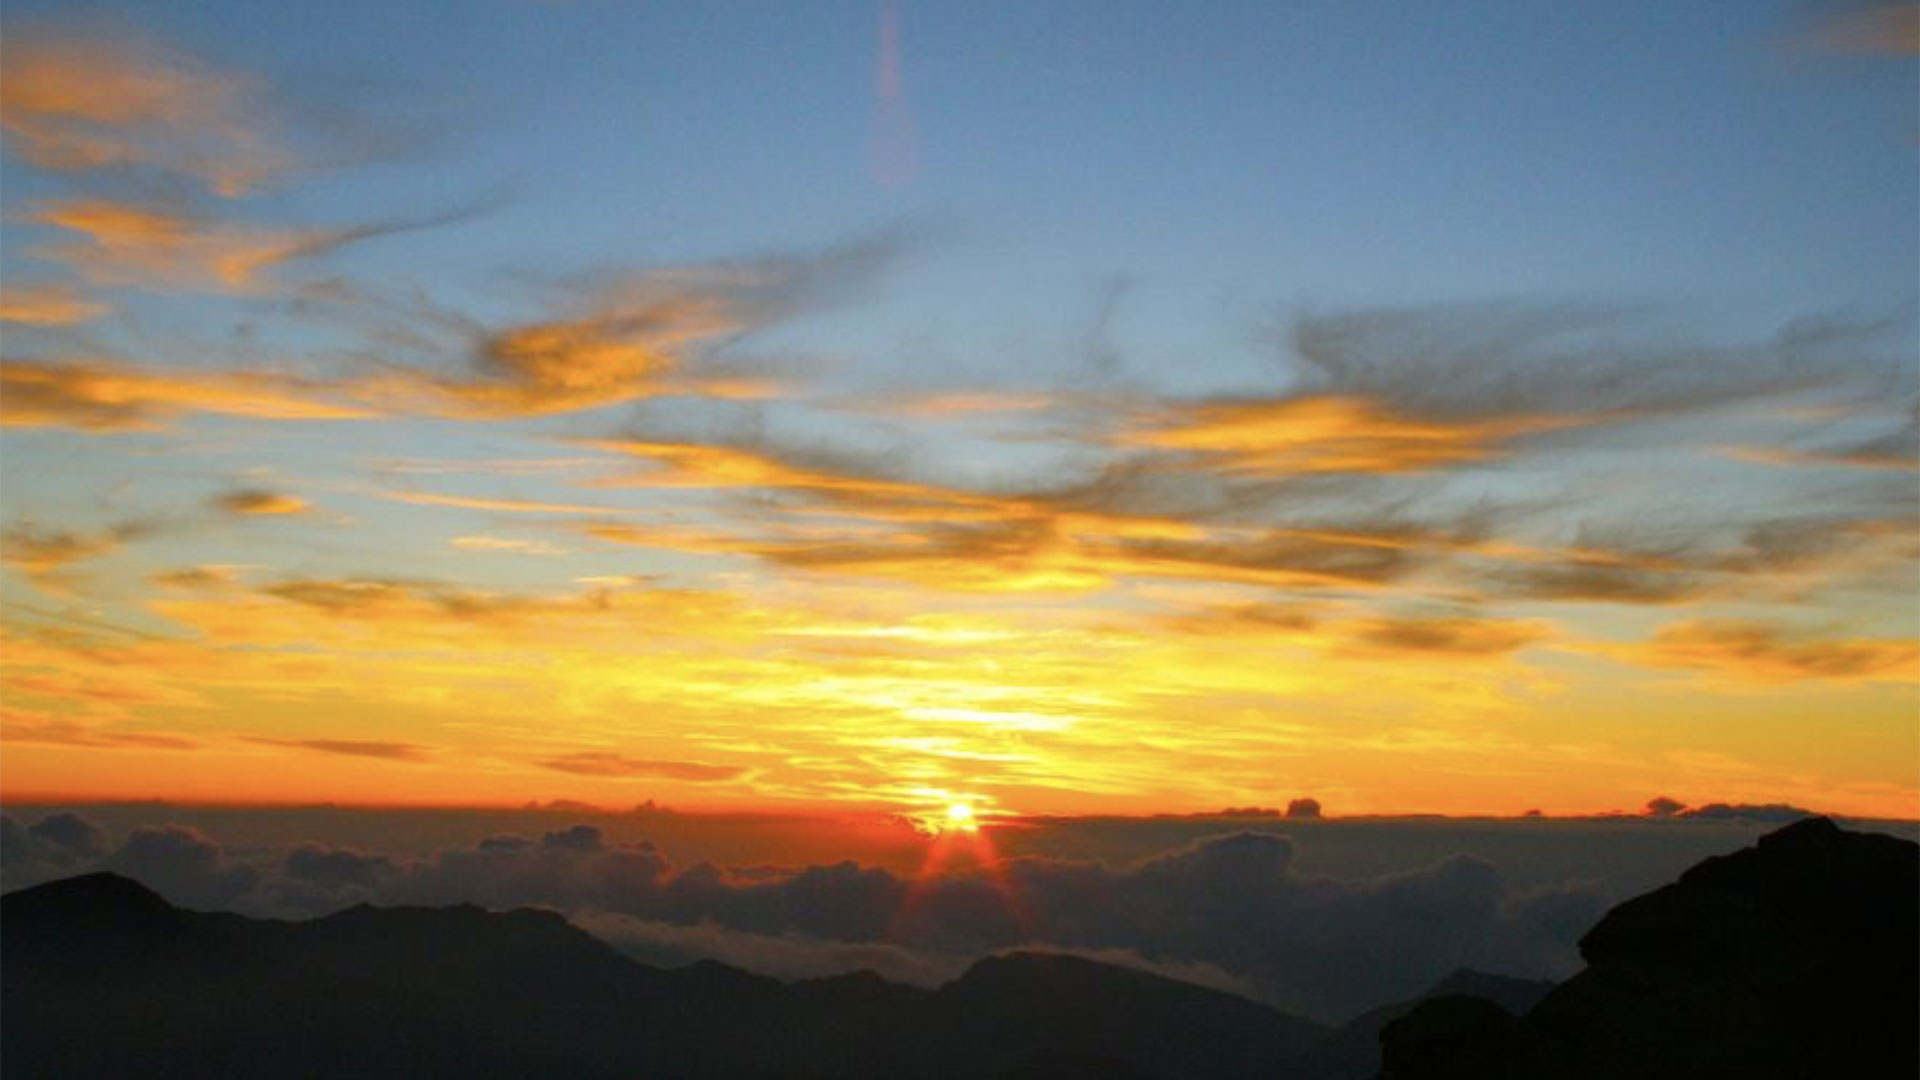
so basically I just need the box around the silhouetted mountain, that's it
[1290,969,1555,1080]
[1,876,1327,1079]
[1378,817,1920,1080]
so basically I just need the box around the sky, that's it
[0,0,1916,824]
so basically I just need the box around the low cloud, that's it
[106,825,259,908]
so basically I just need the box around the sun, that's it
[944,801,977,832]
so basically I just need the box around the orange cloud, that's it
[0,711,198,750]
[212,489,309,516]
[1119,395,1577,476]
[540,752,746,782]
[243,737,434,761]
[0,26,286,195]
[30,199,353,293]
[0,358,376,430]
[1344,615,1550,657]
[0,521,150,575]
[1637,619,1920,683]
[0,282,107,325]
[358,233,901,419]
[450,535,570,555]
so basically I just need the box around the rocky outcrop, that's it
[1380,817,1919,1080]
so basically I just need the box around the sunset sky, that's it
[2,0,1915,823]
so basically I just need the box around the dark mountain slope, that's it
[1379,817,1919,1080]
[1,876,1325,1080]
[1291,969,1555,1080]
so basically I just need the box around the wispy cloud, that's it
[365,233,903,419]
[539,752,747,782]
[1632,619,1920,683]
[0,358,376,430]
[0,711,198,750]
[244,736,434,761]
[0,282,107,325]
[1117,395,1581,476]
[0,25,287,195]
[378,490,621,515]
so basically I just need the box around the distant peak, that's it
[1756,814,1841,849]
[2,871,170,912]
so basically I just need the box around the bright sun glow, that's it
[945,802,977,830]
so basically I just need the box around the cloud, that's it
[540,752,747,783]
[1117,395,1579,477]
[106,825,259,908]
[1813,4,1920,54]
[378,491,618,515]
[1276,303,1880,426]
[0,711,199,750]
[0,282,106,325]
[0,520,148,573]
[212,489,309,516]
[0,519,156,592]
[284,843,398,890]
[1344,616,1551,657]
[1633,619,1920,683]
[29,199,375,294]
[244,737,434,761]
[450,535,569,555]
[0,812,115,890]
[1719,442,1919,473]
[1494,557,1703,605]
[0,25,286,195]
[368,233,902,419]
[0,357,376,431]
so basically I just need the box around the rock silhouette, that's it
[1379,816,1919,1080]
[1,873,1325,1079]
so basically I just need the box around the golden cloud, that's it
[0,710,198,750]
[1343,615,1551,657]
[0,26,286,195]
[0,282,107,325]
[539,752,746,782]
[1637,618,1920,683]
[0,521,150,580]
[243,737,434,761]
[213,489,310,516]
[30,199,350,293]
[1119,394,1577,476]
[0,358,376,430]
